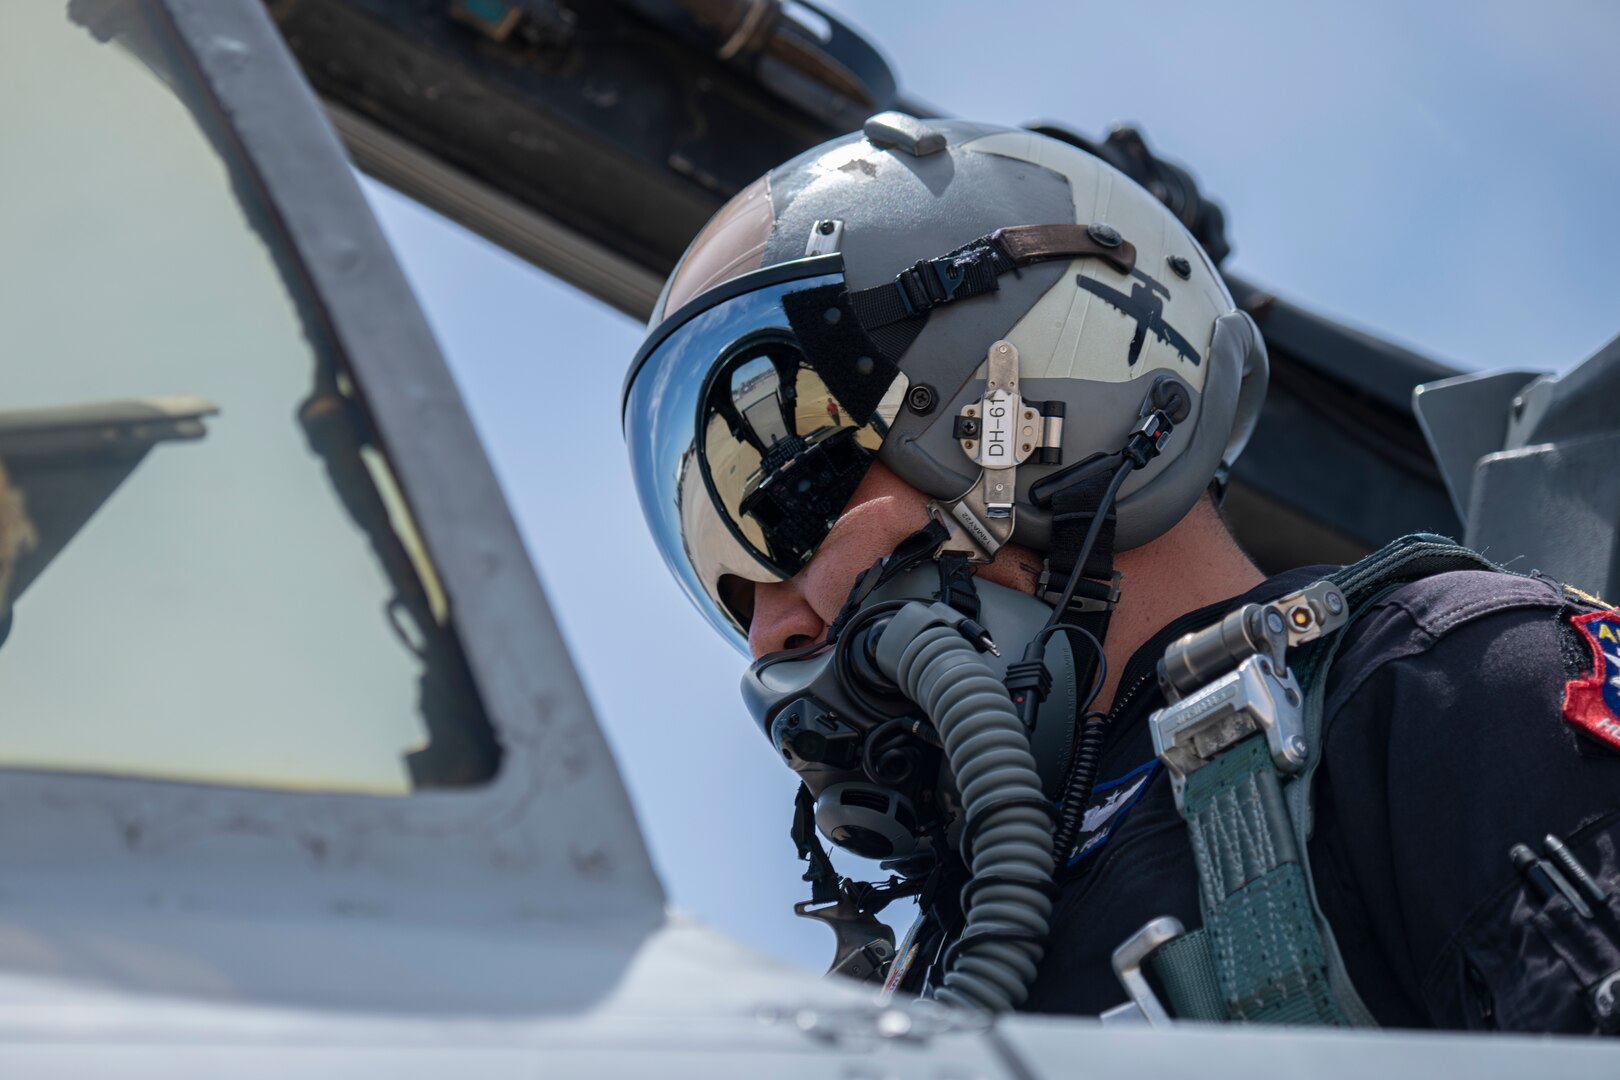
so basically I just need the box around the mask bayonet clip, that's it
[938,340,1038,561]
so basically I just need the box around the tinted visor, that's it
[703,332,881,572]
[624,264,905,647]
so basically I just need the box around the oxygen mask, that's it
[741,560,1079,864]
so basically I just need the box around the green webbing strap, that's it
[1289,532,1504,700]
[1149,929,1225,1022]
[1281,615,1382,1029]
[1179,737,1347,1024]
[1151,534,1507,1026]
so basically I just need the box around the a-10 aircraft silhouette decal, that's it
[1076,268,1201,367]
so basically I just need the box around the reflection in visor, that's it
[625,268,909,648]
[698,331,886,576]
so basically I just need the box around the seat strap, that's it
[1178,736,1348,1023]
[1146,929,1225,1022]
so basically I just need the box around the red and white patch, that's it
[1563,610,1620,751]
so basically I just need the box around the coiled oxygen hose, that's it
[874,602,1055,1013]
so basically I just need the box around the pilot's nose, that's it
[748,578,825,658]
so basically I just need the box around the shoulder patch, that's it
[1563,610,1620,751]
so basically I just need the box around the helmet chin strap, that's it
[1038,470,1120,719]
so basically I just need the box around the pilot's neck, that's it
[1097,498,1264,713]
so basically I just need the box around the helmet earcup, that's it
[1220,310,1270,471]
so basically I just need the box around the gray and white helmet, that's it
[623,114,1269,647]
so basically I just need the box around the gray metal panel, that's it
[998,1013,1619,1079]
[1506,333,1620,449]
[0,0,660,1003]
[157,0,662,908]
[1416,333,1620,598]
[1468,434,1620,592]
[0,911,1611,1077]
[1412,368,1540,522]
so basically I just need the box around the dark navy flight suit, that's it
[1022,566,1620,1032]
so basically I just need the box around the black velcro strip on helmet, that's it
[782,283,902,426]
[848,292,927,361]
[868,321,926,362]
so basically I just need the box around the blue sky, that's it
[363,0,1620,972]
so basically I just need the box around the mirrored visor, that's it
[624,269,905,647]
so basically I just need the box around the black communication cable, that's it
[1051,710,1111,865]
[1010,462,1131,731]
[1040,459,1135,637]
[1016,626,1112,866]
[1014,411,1175,857]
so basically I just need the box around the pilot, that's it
[622,114,1620,1032]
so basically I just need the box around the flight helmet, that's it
[622,113,1268,649]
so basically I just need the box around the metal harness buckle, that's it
[1099,916,1187,1027]
[1148,580,1348,808]
[1036,567,1121,615]
[1151,654,1308,807]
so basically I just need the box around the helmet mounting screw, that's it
[907,384,937,414]
[1088,222,1123,248]
[1167,254,1192,279]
